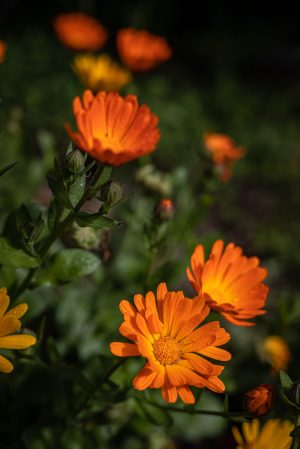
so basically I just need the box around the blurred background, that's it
[0,1,300,448]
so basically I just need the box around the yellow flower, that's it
[0,288,36,373]
[72,54,132,92]
[232,419,292,449]
[258,335,291,371]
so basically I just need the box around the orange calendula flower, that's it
[245,384,275,417]
[110,283,231,404]
[232,419,293,449]
[53,13,107,51]
[73,54,131,92]
[117,28,172,71]
[259,335,291,371]
[0,41,6,63]
[0,288,36,373]
[187,240,269,326]
[204,133,246,182]
[66,90,160,165]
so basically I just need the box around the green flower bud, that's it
[100,181,123,210]
[66,149,86,173]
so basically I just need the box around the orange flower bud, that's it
[245,384,275,417]
[0,40,6,63]
[155,199,175,221]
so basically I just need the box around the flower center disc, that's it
[153,336,181,365]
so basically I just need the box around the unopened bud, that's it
[155,199,175,222]
[288,381,300,407]
[244,384,275,417]
[100,181,123,210]
[66,149,86,173]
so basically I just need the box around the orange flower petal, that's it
[0,334,36,350]
[177,385,195,404]
[0,354,13,373]
[110,342,140,357]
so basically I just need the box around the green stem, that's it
[291,413,300,449]
[142,398,249,420]
[11,165,108,300]
[52,359,125,448]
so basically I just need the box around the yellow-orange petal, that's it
[0,288,9,317]
[177,385,195,404]
[0,317,21,337]
[110,342,140,357]
[198,346,232,361]
[0,334,36,349]
[5,303,28,319]
[132,364,158,390]
[0,354,13,373]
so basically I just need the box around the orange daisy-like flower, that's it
[258,335,291,371]
[245,384,275,417]
[187,240,269,327]
[53,13,107,51]
[110,283,231,404]
[0,40,6,63]
[204,133,246,182]
[117,28,172,71]
[66,90,160,165]
[0,288,36,373]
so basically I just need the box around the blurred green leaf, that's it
[0,162,18,177]
[36,249,100,285]
[0,237,40,268]
[280,370,293,394]
[75,212,119,230]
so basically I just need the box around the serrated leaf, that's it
[280,370,293,394]
[75,212,118,230]
[36,249,100,285]
[0,237,40,268]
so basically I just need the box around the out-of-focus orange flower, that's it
[259,335,291,371]
[117,28,172,71]
[53,13,107,51]
[232,419,293,449]
[204,133,246,182]
[0,41,6,63]
[245,384,275,417]
[0,288,36,373]
[110,283,231,404]
[72,54,131,92]
[187,240,269,326]
[66,90,160,165]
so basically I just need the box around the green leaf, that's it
[97,166,113,187]
[0,162,18,177]
[280,370,293,394]
[37,249,100,285]
[0,237,40,268]
[75,212,119,230]
[68,174,86,207]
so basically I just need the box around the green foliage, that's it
[0,237,40,268]
[0,10,300,449]
[36,249,100,285]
